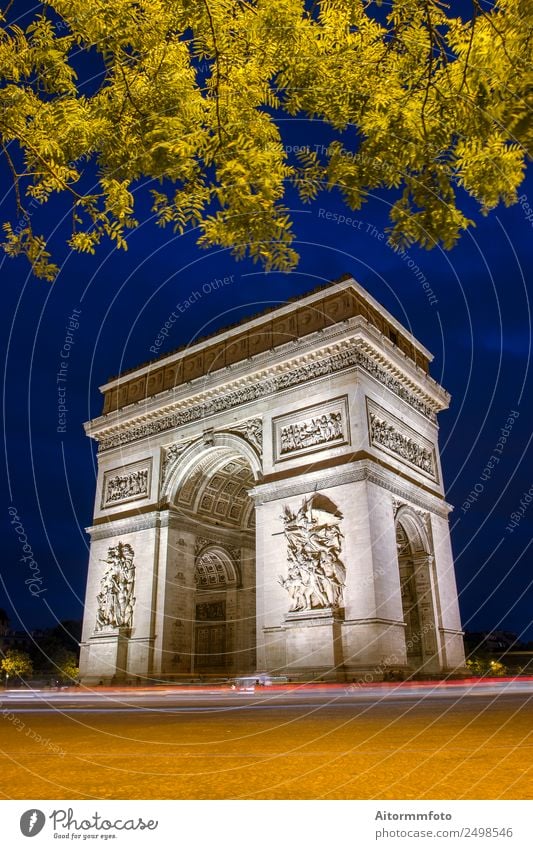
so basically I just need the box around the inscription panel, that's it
[272,396,350,463]
[101,458,153,509]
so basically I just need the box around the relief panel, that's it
[272,396,350,463]
[279,495,345,612]
[366,398,437,481]
[101,458,153,509]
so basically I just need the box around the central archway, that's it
[167,439,258,677]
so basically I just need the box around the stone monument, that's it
[79,275,465,683]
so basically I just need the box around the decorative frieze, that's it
[101,282,434,417]
[95,541,136,631]
[273,396,349,462]
[96,342,437,451]
[279,495,346,612]
[281,412,342,453]
[367,400,437,480]
[101,460,152,509]
[357,346,436,421]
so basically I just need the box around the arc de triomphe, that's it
[79,276,465,683]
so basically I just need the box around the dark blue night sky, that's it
[0,3,532,644]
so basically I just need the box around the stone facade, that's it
[79,276,465,683]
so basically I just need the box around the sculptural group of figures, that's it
[279,498,346,612]
[280,411,343,454]
[95,542,136,630]
[105,469,148,504]
[369,414,434,474]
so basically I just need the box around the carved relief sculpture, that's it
[161,441,189,481]
[369,411,435,476]
[104,468,148,505]
[231,418,263,453]
[95,541,136,630]
[280,411,343,455]
[274,397,350,462]
[279,496,346,612]
[392,498,432,536]
[195,536,213,556]
[196,601,226,621]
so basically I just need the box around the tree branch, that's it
[202,0,224,145]
[2,143,25,219]
[459,3,477,94]
[421,2,436,141]
[115,56,148,119]
[0,120,87,201]
[472,0,514,66]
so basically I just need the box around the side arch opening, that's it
[395,508,439,674]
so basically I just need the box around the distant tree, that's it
[51,619,82,652]
[1,649,33,682]
[54,650,79,684]
[488,659,507,677]
[0,0,531,279]
[466,656,508,677]
[30,620,82,671]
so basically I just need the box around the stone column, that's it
[341,479,408,679]
[236,543,256,673]
[254,497,288,674]
[430,513,466,672]
[152,520,196,678]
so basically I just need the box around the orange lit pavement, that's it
[1,680,532,800]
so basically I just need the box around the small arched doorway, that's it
[194,546,238,673]
[395,510,439,674]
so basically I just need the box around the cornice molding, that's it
[99,277,434,394]
[86,512,161,540]
[250,459,451,518]
[89,334,446,452]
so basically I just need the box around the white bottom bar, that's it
[3,800,532,848]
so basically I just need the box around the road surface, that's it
[1,680,531,799]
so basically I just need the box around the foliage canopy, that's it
[0,0,531,279]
